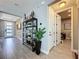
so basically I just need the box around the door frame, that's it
[56,14,61,45]
[55,7,74,52]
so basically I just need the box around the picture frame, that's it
[64,23,71,30]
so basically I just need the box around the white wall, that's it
[24,3,50,54]
[48,7,61,50]
[61,19,71,39]
[34,4,49,54]
[48,6,56,50]
[0,20,5,37]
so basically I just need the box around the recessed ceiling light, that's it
[41,1,45,5]
[68,14,71,16]
[59,1,66,8]
[68,9,71,12]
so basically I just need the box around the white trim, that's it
[56,7,74,52]
[76,0,79,8]
[72,49,78,54]
[41,49,49,55]
[55,7,72,13]
[78,5,79,8]
[71,7,74,52]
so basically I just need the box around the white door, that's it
[5,21,14,38]
[56,15,61,45]
[48,7,56,49]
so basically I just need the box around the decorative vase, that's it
[35,41,41,55]
[32,40,36,52]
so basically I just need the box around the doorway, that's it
[57,8,72,49]
[48,4,73,52]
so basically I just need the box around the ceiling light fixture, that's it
[59,1,66,8]
[41,1,45,5]
[68,9,71,12]
[68,14,71,16]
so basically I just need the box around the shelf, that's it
[24,18,37,23]
[23,42,32,49]
[25,26,37,28]
[23,17,38,50]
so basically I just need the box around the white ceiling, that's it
[58,9,71,19]
[0,12,20,21]
[0,0,55,17]
[51,0,75,12]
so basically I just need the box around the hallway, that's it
[0,38,74,59]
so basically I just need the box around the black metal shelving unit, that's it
[23,17,38,50]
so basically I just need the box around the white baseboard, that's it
[41,49,49,55]
[72,49,78,54]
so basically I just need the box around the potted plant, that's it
[35,28,46,55]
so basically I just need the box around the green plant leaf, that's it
[35,27,46,41]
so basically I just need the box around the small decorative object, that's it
[27,11,35,20]
[29,16,32,19]
[30,11,35,18]
[25,11,35,20]
[24,14,26,19]
[35,28,46,55]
